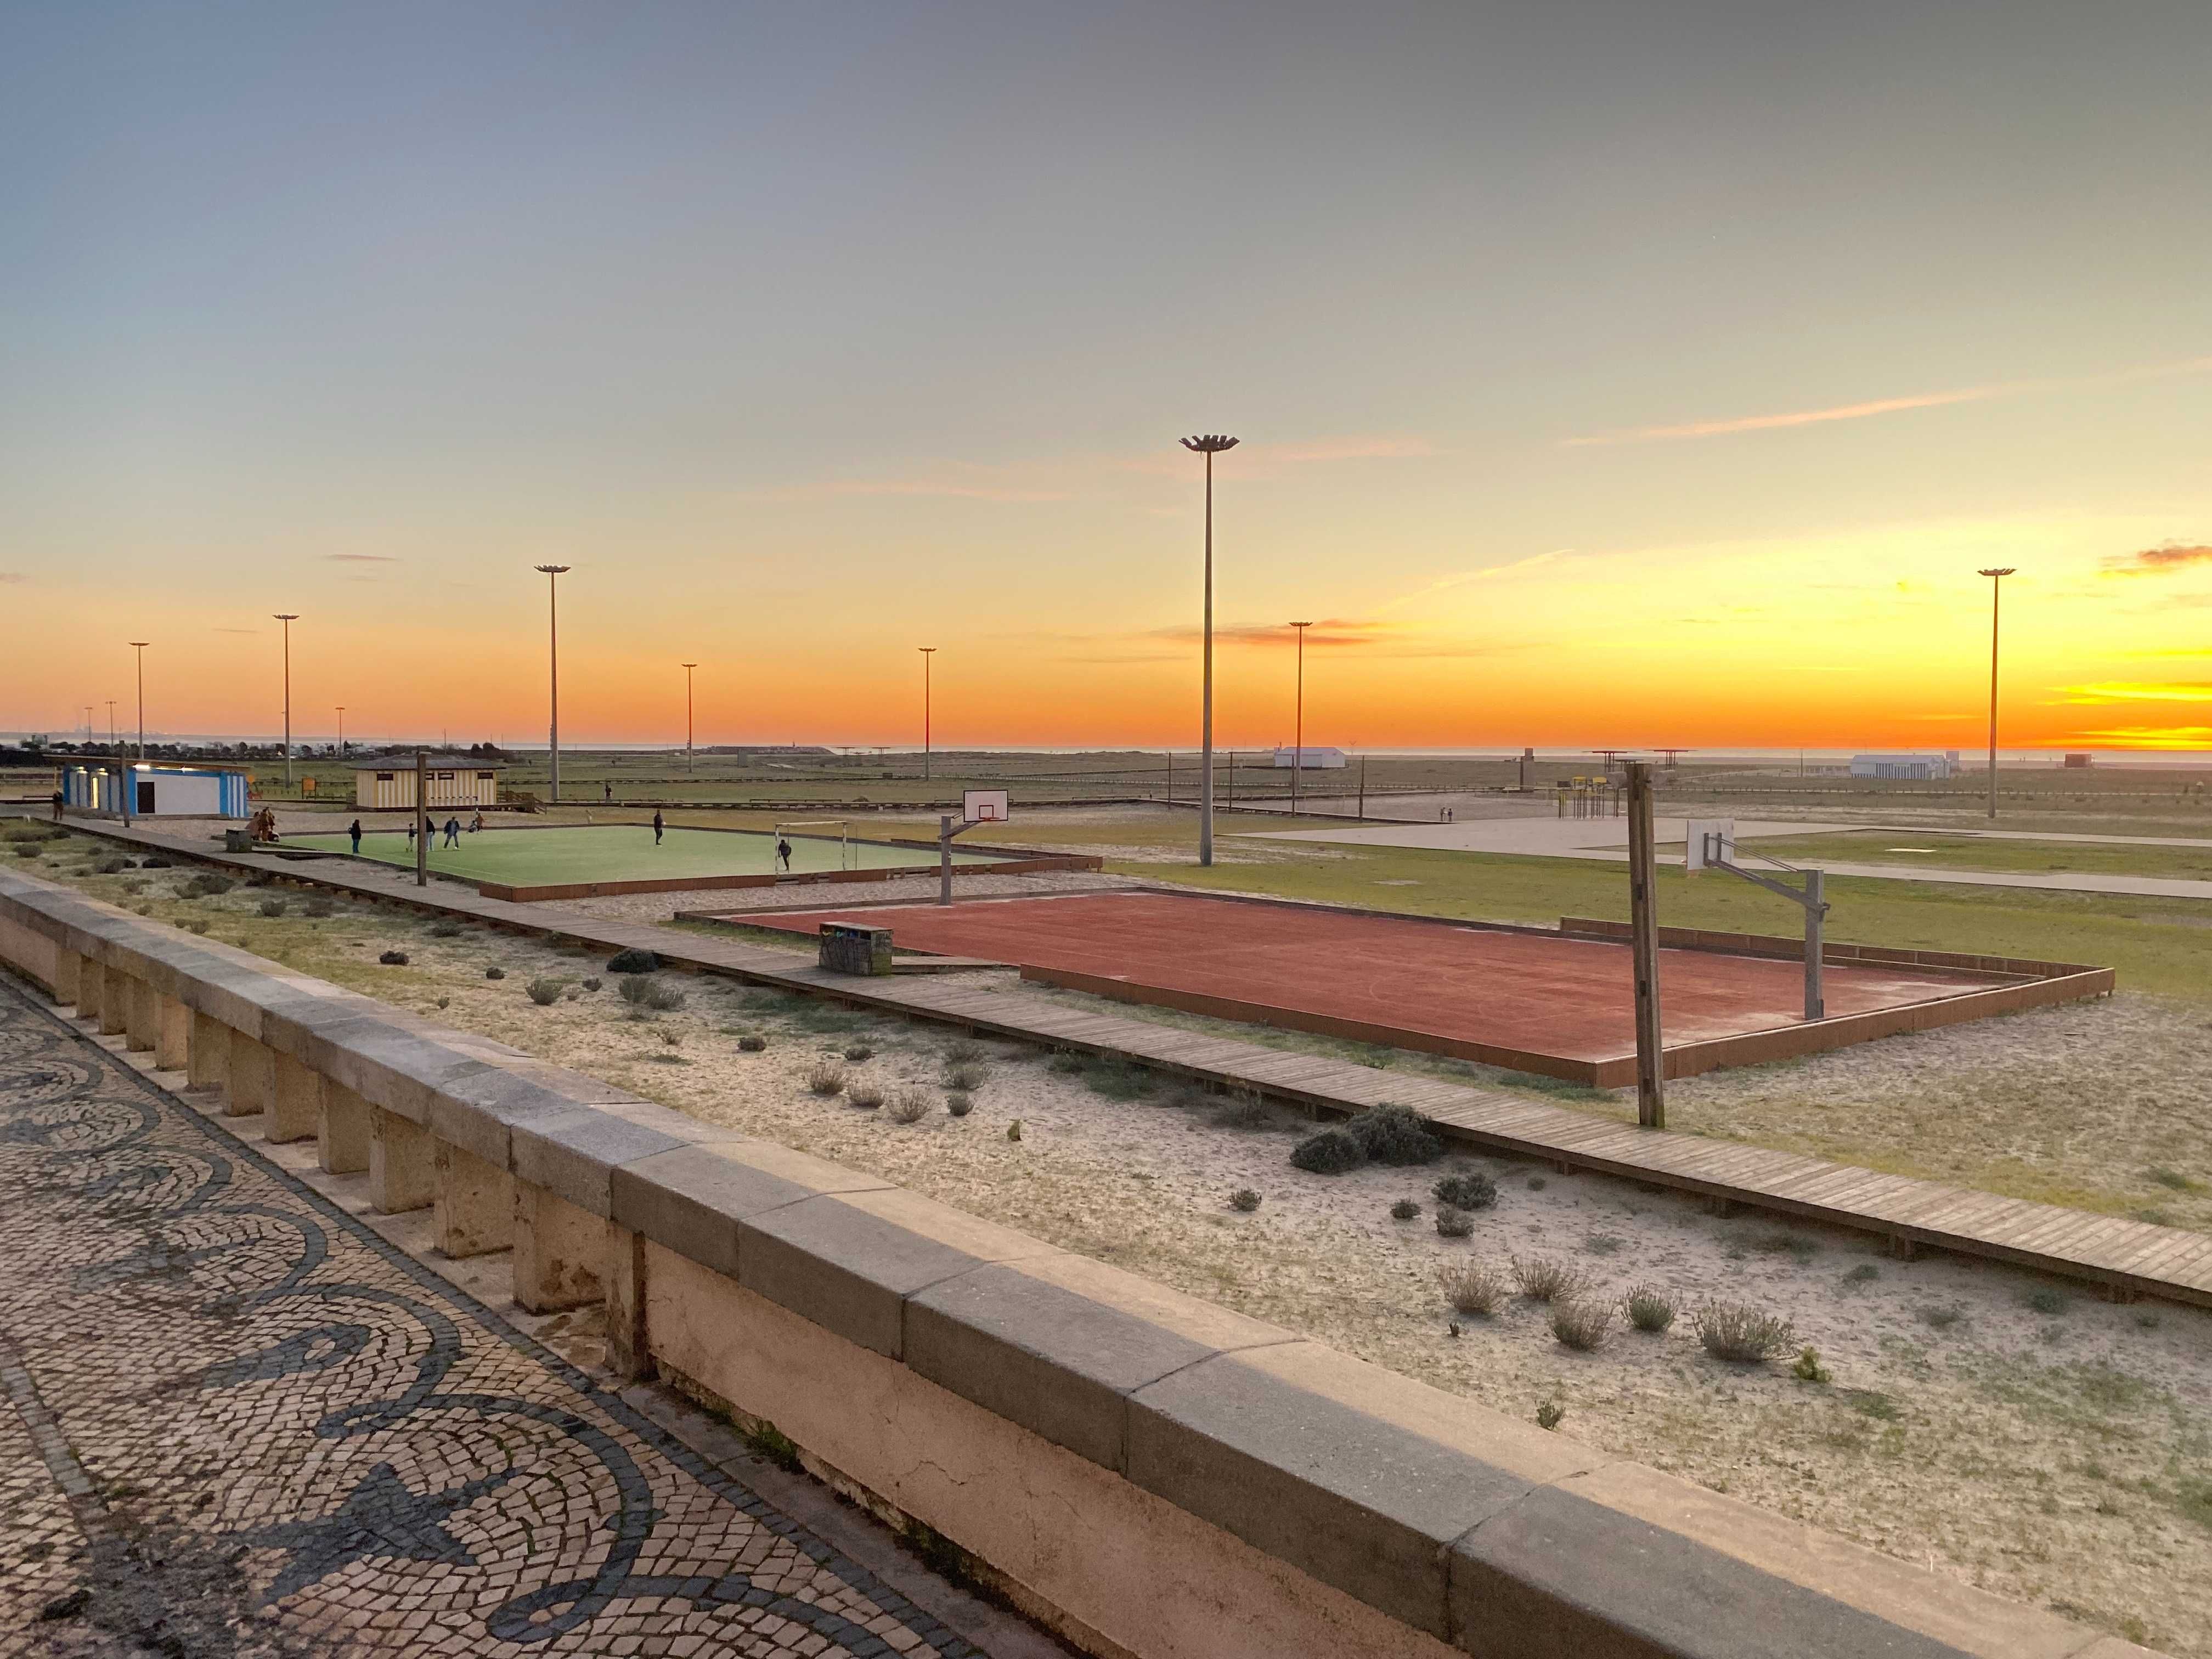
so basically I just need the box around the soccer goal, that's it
[772,819,855,870]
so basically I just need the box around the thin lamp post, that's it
[273,614,298,786]
[129,642,149,761]
[919,647,937,783]
[1181,434,1239,866]
[335,707,346,755]
[534,565,571,803]
[1977,568,2015,821]
[1289,621,1312,818]
[681,663,698,774]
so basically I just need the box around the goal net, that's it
[771,819,855,870]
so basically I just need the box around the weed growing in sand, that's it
[1229,1188,1261,1212]
[2023,1286,2070,1317]
[946,1093,974,1117]
[1391,1199,1421,1221]
[527,978,565,1006]
[805,1062,846,1098]
[1622,1284,1675,1333]
[1792,1347,1832,1384]
[944,1061,989,1092]
[848,1081,885,1110]
[888,1090,932,1124]
[1438,1260,1508,1316]
[1693,1302,1797,1363]
[1551,1300,1613,1351]
[1435,1206,1475,1239]
[1536,1397,1566,1431]
[1511,1255,1592,1303]
[1583,1233,1624,1257]
[843,1043,876,1063]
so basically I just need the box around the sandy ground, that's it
[20,842,2212,1654]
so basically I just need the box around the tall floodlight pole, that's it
[534,565,571,803]
[919,647,937,783]
[1289,621,1312,818]
[1181,435,1239,866]
[1977,568,2015,821]
[681,663,698,773]
[106,701,117,745]
[129,643,149,761]
[273,614,299,786]
[83,706,93,744]
[335,707,346,755]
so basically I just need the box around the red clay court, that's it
[726,890,2111,1084]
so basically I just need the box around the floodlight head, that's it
[128,640,149,647]
[918,645,936,654]
[1289,620,1313,629]
[273,612,298,622]
[1977,567,2016,578]
[1180,435,1239,453]
[681,661,698,669]
[533,563,571,575]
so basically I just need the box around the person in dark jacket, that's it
[348,819,363,855]
[652,810,664,845]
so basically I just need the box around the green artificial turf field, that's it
[283,824,997,883]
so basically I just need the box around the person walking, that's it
[348,818,363,855]
[775,835,793,872]
[652,810,664,846]
[443,816,461,848]
[603,781,613,804]
[404,819,416,848]
[50,788,64,823]
[469,811,485,833]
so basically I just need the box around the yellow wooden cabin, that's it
[351,753,506,810]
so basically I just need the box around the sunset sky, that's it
[3,3,2209,753]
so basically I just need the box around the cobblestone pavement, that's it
[0,975,992,1658]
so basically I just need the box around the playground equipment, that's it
[1556,776,1623,819]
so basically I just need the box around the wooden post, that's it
[414,748,428,887]
[1803,867,1825,1020]
[1625,762,1664,1128]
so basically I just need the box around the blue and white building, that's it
[60,760,251,819]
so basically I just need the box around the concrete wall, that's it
[0,862,2154,1659]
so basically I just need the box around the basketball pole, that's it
[1625,761,1664,1128]
[1978,567,2013,821]
[1182,434,1238,867]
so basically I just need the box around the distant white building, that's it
[1272,747,1347,770]
[1849,753,1954,781]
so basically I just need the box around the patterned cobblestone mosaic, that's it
[0,975,990,1658]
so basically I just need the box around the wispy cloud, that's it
[2067,725,2212,748]
[1147,617,1402,649]
[766,477,1071,504]
[0,572,24,584]
[1566,354,2212,447]
[323,552,403,563]
[212,627,259,635]
[1373,551,1567,615]
[2056,681,2212,706]
[1118,435,1437,480]
[2102,541,2212,577]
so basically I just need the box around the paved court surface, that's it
[0,977,993,1659]
[740,891,2008,1070]
[1249,814,2212,901]
[283,824,994,885]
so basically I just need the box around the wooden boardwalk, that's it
[47,816,2212,1310]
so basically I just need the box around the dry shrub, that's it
[1511,1254,1592,1303]
[1693,1300,1797,1363]
[1550,1300,1613,1351]
[887,1089,932,1124]
[805,1060,846,1098]
[1622,1284,1675,1333]
[1437,1260,1509,1316]
[848,1081,885,1110]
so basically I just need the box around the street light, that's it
[1288,621,1313,819]
[919,647,937,783]
[106,699,116,746]
[273,614,299,786]
[335,706,346,755]
[1180,433,1239,866]
[534,565,571,803]
[681,662,698,774]
[1977,568,2015,821]
[129,642,149,761]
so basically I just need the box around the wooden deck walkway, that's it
[45,816,2212,1310]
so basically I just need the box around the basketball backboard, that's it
[964,788,1010,823]
[1684,818,1735,871]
